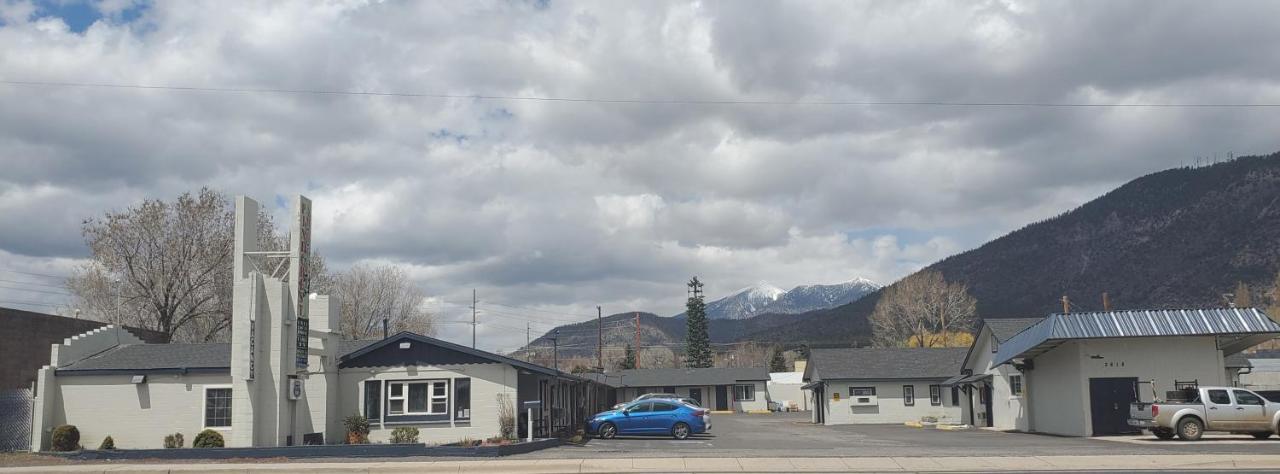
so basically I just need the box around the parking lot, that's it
[525,412,1280,459]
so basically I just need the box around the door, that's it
[618,401,653,434]
[647,401,680,432]
[689,388,703,406]
[982,384,994,428]
[1204,388,1235,430]
[1088,377,1140,435]
[715,385,729,411]
[1232,390,1268,431]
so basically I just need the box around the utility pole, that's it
[526,322,531,362]
[1102,292,1111,312]
[551,329,560,373]
[597,306,603,372]
[1061,295,1070,314]
[634,312,641,369]
[471,289,477,349]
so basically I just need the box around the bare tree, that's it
[333,263,435,340]
[870,270,977,348]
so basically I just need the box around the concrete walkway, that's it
[6,455,1280,472]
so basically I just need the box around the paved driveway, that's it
[523,412,1280,458]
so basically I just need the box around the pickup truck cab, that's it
[1129,386,1280,440]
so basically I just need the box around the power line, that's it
[0,268,71,280]
[0,284,72,296]
[0,299,65,308]
[0,278,73,289]
[6,80,1280,108]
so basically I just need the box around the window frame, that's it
[1208,389,1231,405]
[849,386,877,397]
[454,378,471,421]
[362,380,382,421]
[202,384,233,430]
[1234,389,1264,406]
[950,386,961,407]
[929,385,942,406]
[734,384,756,402]
[387,380,451,416]
[1009,375,1024,397]
[902,385,915,406]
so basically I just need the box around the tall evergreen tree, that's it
[685,277,713,368]
[769,347,788,372]
[618,344,637,370]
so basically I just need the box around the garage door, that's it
[1088,377,1139,436]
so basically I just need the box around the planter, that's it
[54,438,562,461]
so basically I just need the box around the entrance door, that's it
[813,386,824,424]
[715,385,729,411]
[982,384,993,427]
[689,388,703,406]
[1089,377,1139,435]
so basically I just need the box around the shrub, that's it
[163,432,185,449]
[50,425,80,452]
[389,427,419,444]
[343,413,370,444]
[496,393,515,439]
[97,436,115,450]
[193,429,225,448]
[457,437,480,447]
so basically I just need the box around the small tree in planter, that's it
[193,429,225,448]
[50,425,80,452]
[389,427,419,444]
[343,413,370,444]
[496,393,515,440]
[97,436,115,450]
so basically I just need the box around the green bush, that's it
[97,436,115,450]
[389,427,419,444]
[163,432,185,449]
[50,425,80,452]
[193,429,225,448]
[343,413,370,444]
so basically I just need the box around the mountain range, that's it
[679,279,880,320]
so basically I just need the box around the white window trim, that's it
[903,385,915,406]
[202,384,233,431]
[734,384,755,402]
[387,380,450,416]
[1009,375,1024,398]
[929,385,942,406]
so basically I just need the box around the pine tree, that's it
[769,347,788,372]
[684,277,713,368]
[618,344,637,370]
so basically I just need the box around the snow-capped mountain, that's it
[677,278,880,320]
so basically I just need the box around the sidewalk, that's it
[6,455,1280,473]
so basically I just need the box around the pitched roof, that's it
[608,367,770,387]
[338,331,583,380]
[808,347,966,380]
[985,318,1045,342]
[57,339,380,374]
[994,308,1280,366]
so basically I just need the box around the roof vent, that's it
[399,342,411,350]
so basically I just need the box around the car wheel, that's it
[672,422,691,440]
[1152,428,1176,440]
[599,422,617,439]
[1252,432,1272,440]
[1177,418,1204,441]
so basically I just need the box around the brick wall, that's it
[0,307,166,389]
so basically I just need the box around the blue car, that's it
[588,399,710,440]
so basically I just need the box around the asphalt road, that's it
[520,412,1280,459]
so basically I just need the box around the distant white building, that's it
[767,368,810,411]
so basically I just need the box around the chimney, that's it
[382,318,389,340]
[1102,292,1112,312]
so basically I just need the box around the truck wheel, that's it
[1251,432,1272,440]
[1177,418,1204,441]
[1152,428,1176,440]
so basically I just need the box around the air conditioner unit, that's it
[850,396,878,406]
[288,379,304,400]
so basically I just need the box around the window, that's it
[734,384,755,401]
[652,402,678,412]
[849,387,876,397]
[950,386,960,407]
[929,385,942,406]
[1010,375,1024,396]
[903,385,915,406]
[388,380,449,415]
[203,387,232,429]
[454,378,471,420]
[627,402,653,413]
[1208,389,1230,405]
[1235,390,1264,406]
[363,381,381,420]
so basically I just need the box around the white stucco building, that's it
[803,347,965,425]
[988,308,1280,437]
[954,318,1042,430]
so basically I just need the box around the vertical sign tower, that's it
[291,196,311,369]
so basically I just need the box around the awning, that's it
[800,381,824,390]
[940,374,967,387]
[957,374,991,385]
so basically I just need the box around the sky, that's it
[2,0,1280,353]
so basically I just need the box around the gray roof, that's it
[57,339,379,374]
[1225,352,1253,369]
[608,367,770,387]
[985,318,1045,342]
[809,347,967,380]
[994,308,1280,366]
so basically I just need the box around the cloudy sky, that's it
[2,0,1280,352]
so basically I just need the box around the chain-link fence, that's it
[0,388,32,451]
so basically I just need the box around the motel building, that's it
[802,347,967,425]
[598,367,771,412]
[29,196,612,450]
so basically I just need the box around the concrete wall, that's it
[617,382,768,412]
[48,373,232,449]
[820,379,961,425]
[339,363,519,444]
[963,330,1027,430]
[0,307,164,390]
[1026,336,1226,436]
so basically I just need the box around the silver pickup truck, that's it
[1129,386,1280,440]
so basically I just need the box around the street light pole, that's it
[552,329,560,372]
